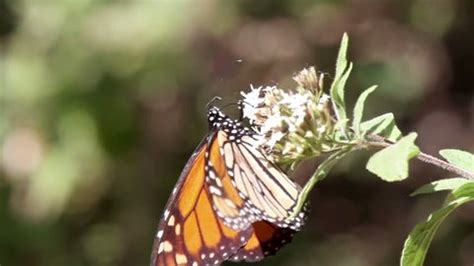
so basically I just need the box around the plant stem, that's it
[415,152,474,179]
[365,135,474,180]
[288,147,352,220]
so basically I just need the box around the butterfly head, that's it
[206,105,229,129]
[207,105,253,141]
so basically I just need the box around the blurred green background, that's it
[0,0,473,265]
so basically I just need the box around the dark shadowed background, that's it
[0,0,473,265]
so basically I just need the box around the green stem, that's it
[366,135,474,181]
[288,147,353,220]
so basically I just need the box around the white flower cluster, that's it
[241,67,335,165]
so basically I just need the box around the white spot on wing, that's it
[163,241,173,252]
[175,224,181,235]
[175,253,188,264]
[209,170,216,180]
[156,230,163,238]
[209,185,222,196]
[157,242,164,254]
[168,215,175,226]
[215,177,222,187]
[224,199,236,208]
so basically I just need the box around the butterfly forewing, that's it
[151,137,252,266]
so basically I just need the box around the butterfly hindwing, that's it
[211,124,307,231]
[230,221,297,262]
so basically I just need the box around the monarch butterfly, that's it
[151,103,308,266]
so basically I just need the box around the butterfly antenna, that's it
[221,100,253,121]
[237,100,245,120]
[206,96,222,110]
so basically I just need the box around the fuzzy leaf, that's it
[360,113,401,141]
[411,178,472,196]
[353,85,377,136]
[401,197,473,266]
[401,182,474,266]
[439,149,474,173]
[335,33,349,82]
[448,181,474,201]
[330,33,351,136]
[366,133,419,181]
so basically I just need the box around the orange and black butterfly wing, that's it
[203,125,309,263]
[211,129,308,231]
[151,134,252,266]
[230,221,297,262]
[198,129,303,264]
[205,131,259,231]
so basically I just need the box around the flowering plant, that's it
[239,34,474,266]
[241,69,334,167]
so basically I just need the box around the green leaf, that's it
[360,113,401,141]
[330,33,351,136]
[448,182,474,201]
[335,32,349,81]
[330,64,352,135]
[360,113,394,133]
[352,85,377,136]
[383,121,402,142]
[411,178,472,196]
[401,182,474,266]
[333,119,350,141]
[439,149,474,173]
[366,133,420,181]
[401,197,473,266]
